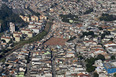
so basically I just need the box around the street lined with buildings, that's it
[0,0,116,77]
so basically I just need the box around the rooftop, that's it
[44,37,68,46]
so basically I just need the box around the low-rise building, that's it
[20,15,30,22]
[14,36,20,42]
[21,29,31,34]
[31,27,40,34]
[10,22,15,33]
[13,32,22,37]
[1,36,11,43]
[103,61,116,74]
[31,15,38,22]
[27,32,33,38]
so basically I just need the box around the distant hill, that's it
[2,0,8,2]
[0,4,26,32]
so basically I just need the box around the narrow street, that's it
[26,63,31,77]
[26,51,31,77]
[51,50,56,77]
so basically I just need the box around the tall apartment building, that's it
[20,15,30,22]
[31,15,39,22]
[10,22,15,33]
[0,23,1,32]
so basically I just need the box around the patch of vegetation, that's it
[86,57,96,65]
[86,65,96,72]
[60,13,80,24]
[78,55,84,60]
[110,38,114,41]
[27,31,47,43]
[111,55,115,60]
[96,54,105,61]
[114,73,116,77]
[86,57,96,72]
[99,13,116,21]
[80,31,95,38]
[86,54,105,72]
[0,49,11,54]
[0,58,6,62]
[98,27,103,30]
[93,72,99,77]
[67,36,76,42]
[101,31,110,39]
[84,8,93,14]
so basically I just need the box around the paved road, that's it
[51,50,56,77]
[26,52,32,77]
[26,63,31,77]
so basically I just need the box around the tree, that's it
[97,54,105,61]
[104,31,110,35]
[86,57,96,65]
[86,64,96,72]
[0,55,3,58]
[81,31,95,38]
[88,31,94,36]
[114,73,116,77]
[78,55,84,60]
[8,39,13,44]
[84,8,93,14]
[98,27,103,30]
[101,34,105,39]
[99,13,116,21]
[93,72,99,77]
[111,55,115,60]
[1,39,6,43]
[59,14,79,24]
[86,57,96,72]
[110,38,114,41]
[67,36,76,42]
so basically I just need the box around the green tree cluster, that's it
[86,54,105,72]
[93,72,99,77]
[80,31,95,38]
[99,13,116,21]
[96,54,105,61]
[98,27,103,30]
[86,57,96,72]
[101,31,110,39]
[114,73,116,77]
[67,36,76,42]
[111,55,115,60]
[84,8,93,14]
[59,13,79,24]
